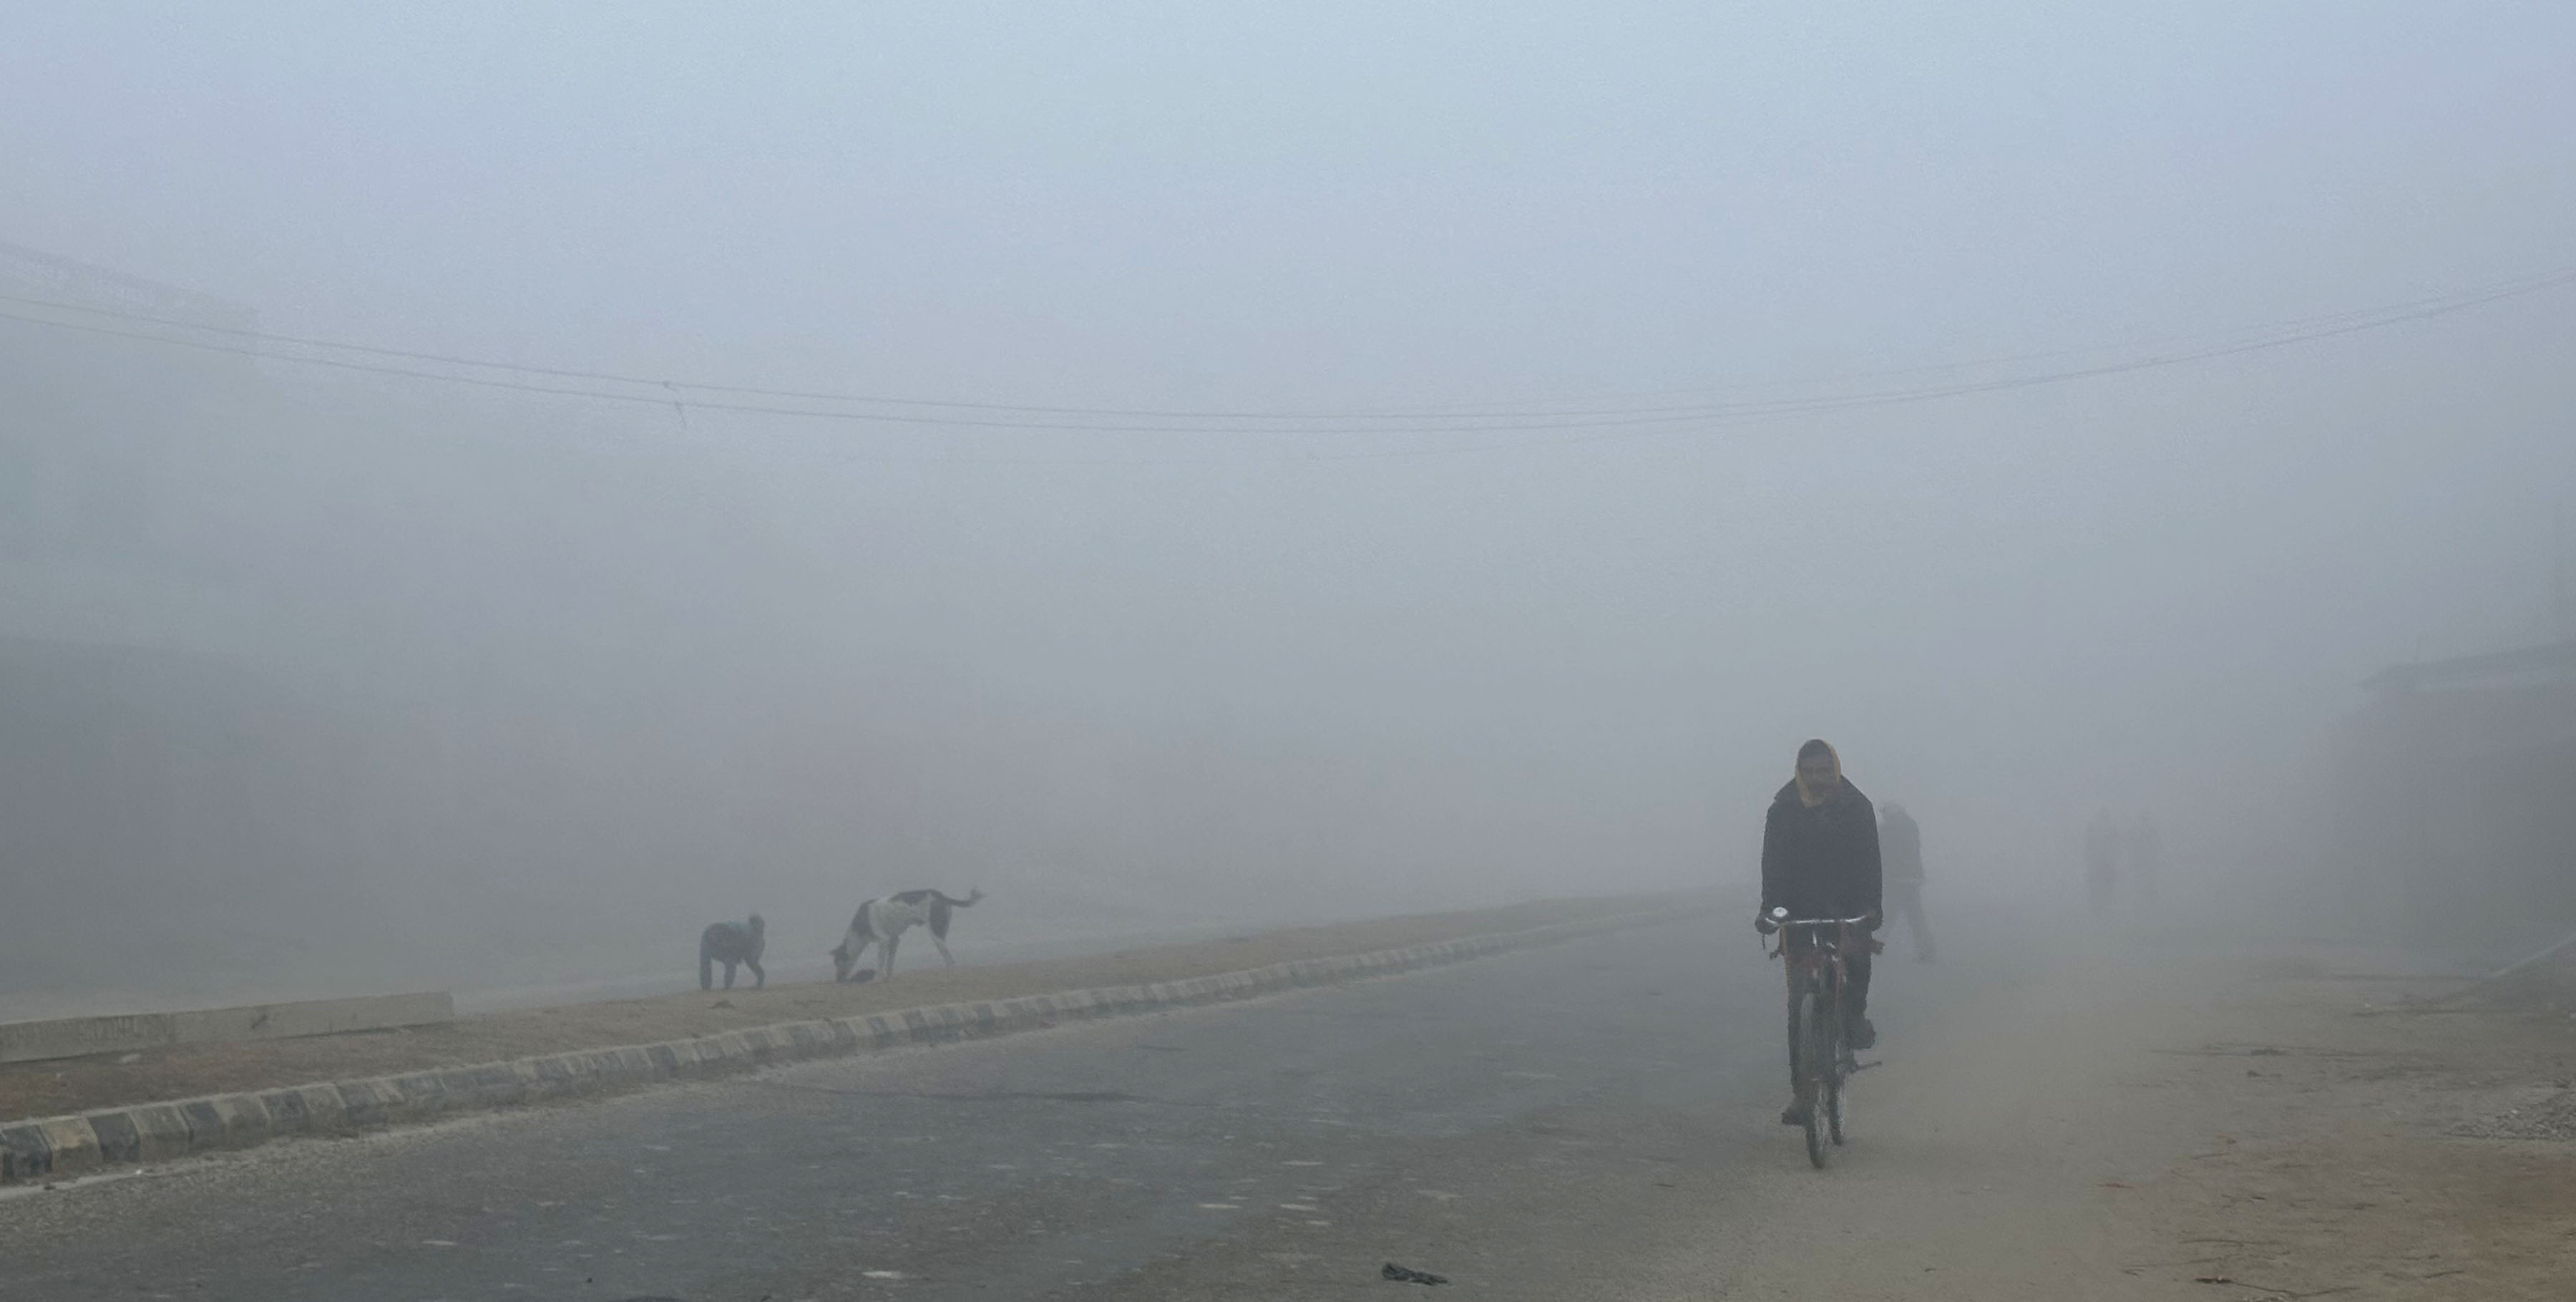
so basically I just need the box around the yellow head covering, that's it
[1793,739,1842,808]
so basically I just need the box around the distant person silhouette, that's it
[2084,809,2121,916]
[1878,802,1935,962]
[2127,811,2161,907]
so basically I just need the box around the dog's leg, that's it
[883,932,900,979]
[932,933,955,967]
[748,957,765,989]
[723,959,739,990]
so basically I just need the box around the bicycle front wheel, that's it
[1820,994,1846,1147]
[1792,987,1833,1169]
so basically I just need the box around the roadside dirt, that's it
[2117,963,2576,1299]
[0,892,1692,1122]
[1675,939,2576,1301]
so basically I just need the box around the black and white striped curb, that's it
[0,903,1715,1185]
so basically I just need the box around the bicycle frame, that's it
[1762,913,1865,1005]
[1767,913,1875,1165]
[1770,916,1868,1047]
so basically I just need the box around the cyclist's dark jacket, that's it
[1760,779,1884,923]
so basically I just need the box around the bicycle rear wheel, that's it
[1792,987,1832,1169]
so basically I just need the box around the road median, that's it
[0,891,1718,1185]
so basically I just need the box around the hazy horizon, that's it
[4,3,2573,1001]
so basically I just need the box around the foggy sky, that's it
[5,4,2575,979]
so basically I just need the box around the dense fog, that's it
[4,5,2572,1007]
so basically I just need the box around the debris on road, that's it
[2449,1087,2576,1141]
[1382,1262,1448,1285]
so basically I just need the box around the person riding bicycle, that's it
[1755,739,1883,1124]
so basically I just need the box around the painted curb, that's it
[0,903,1716,1185]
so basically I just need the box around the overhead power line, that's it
[9,271,2567,422]
[0,266,2569,454]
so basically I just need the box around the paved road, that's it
[0,915,1993,1301]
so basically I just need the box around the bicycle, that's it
[1763,908,1880,1169]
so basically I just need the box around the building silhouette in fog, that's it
[2328,638,2576,938]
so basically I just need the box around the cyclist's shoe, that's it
[1847,1016,1878,1051]
[1779,1102,1810,1127]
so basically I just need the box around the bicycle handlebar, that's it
[1764,913,1878,962]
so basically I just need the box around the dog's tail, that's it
[927,889,982,941]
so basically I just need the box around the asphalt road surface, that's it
[0,914,1999,1301]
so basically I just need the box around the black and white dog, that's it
[829,889,982,982]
